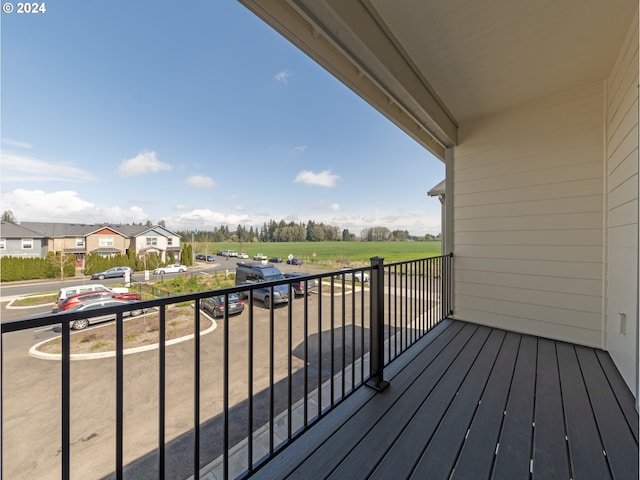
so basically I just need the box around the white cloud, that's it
[1,138,33,149]
[294,169,340,187]
[116,150,172,177]
[292,145,307,153]
[1,151,96,182]
[0,189,148,224]
[164,209,253,229]
[274,70,291,84]
[185,175,215,189]
[329,203,341,212]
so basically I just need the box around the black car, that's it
[286,257,303,265]
[195,253,207,261]
[200,293,245,318]
[269,257,283,263]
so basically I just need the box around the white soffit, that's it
[368,0,637,121]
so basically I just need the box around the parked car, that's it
[206,255,215,262]
[55,284,113,304]
[253,253,268,261]
[91,266,133,280]
[269,257,283,263]
[153,264,187,275]
[335,269,370,282]
[284,272,317,296]
[221,250,237,257]
[63,299,145,330]
[53,290,142,313]
[195,253,207,261]
[200,293,245,318]
[286,257,303,265]
[235,262,289,308]
[237,252,249,259]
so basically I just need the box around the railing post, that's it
[366,256,389,392]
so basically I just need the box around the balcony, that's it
[2,254,637,479]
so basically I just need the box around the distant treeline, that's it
[178,219,440,243]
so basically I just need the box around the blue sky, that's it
[1,1,444,236]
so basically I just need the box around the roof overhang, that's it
[239,0,637,162]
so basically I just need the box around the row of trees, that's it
[179,220,440,243]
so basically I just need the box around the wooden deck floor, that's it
[251,319,639,480]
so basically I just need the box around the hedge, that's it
[0,254,76,282]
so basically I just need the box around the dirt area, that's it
[36,306,213,355]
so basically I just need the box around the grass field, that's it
[195,241,442,266]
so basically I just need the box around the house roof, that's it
[0,221,47,238]
[239,0,637,159]
[11,222,179,239]
[20,222,98,237]
[427,179,446,197]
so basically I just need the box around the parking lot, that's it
[2,275,372,479]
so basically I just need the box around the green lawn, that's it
[194,241,442,265]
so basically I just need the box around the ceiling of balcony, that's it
[240,0,637,157]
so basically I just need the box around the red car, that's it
[53,290,142,313]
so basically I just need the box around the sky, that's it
[1,1,445,237]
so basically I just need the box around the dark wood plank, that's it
[556,342,611,479]
[576,345,639,480]
[409,329,506,479]
[594,349,639,443]
[319,323,481,480]
[492,334,537,479]
[532,338,570,479]
[366,326,492,480]
[450,331,521,480]
[282,321,470,479]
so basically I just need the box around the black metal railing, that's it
[1,254,452,480]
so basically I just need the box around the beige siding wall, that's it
[453,81,606,347]
[605,13,638,394]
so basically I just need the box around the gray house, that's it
[0,222,47,258]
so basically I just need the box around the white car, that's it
[335,269,370,283]
[253,253,268,261]
[237,253,249,259]
[153,264,187,275]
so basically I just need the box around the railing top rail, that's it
[382,253,452,268]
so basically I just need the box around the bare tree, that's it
[47,251,76,282]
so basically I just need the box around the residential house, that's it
[120,224,183,263]
[0,221,47,258]
[1,222,182,266]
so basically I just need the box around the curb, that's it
[29,318,217,361]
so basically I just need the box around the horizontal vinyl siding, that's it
[605,12,638,394]
[453,81,605,347]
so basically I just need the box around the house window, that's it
[99,237,114,247]
[146,237,158,247]
[167,238,173,246]
[76,237,85,247]
[22,238,33,249]
[0,239,5,250]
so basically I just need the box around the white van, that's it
[55,284,128,304]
